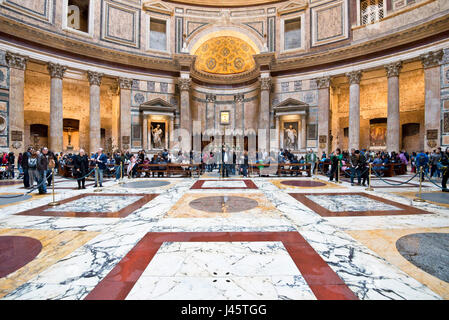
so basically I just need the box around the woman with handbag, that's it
[73,149,89,189]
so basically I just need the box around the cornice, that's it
[190,66,260,85]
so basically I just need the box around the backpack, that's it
[28,157,37,169]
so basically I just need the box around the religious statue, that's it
[285,124,297,150]
[151,124,163,149]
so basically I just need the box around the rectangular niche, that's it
[311,0,349,47]
[62,0,93,36]
[101,0,140,48]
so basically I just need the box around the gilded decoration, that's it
[193,36,256,75]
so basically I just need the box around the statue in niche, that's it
[284,123,298,150]
[151,123,164,149]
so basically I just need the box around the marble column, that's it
[142,115,148,150]
[87,71,103,153]
[259,77,271,153]
[205,94,216,136]
[420,50,444,152]
[346,71,362,151]
[234,93,244,150]
[47,62,67,153]
[169,116,174,149]
[385,62,402,153]
[118,77,132,151]
[275,115,280,150]
[300,114,307,150]
[178,77,192,152]
[5,52,28,153]
[316,76,331,155]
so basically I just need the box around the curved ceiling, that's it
[164,0,285,7]
[194,36,256,75]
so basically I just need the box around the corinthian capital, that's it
[5,51,28,70]
[117,77,132,89]
[87,71,104,86]
[384,62,402,78]
[206,94,216,103]
[420,50,444,69]
[47,62,67,79]
[178,78,191,91]
[316,77,331,89]
[234,93,244,103]
[346,71,362,85]
[260,77,272,91]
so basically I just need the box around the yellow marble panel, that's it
[166,192,280,218]
[393,191,449,208]
[0,228,99,298]
[347,227,449,300]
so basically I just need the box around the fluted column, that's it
[300,114,307,150]
[316,76,331,155]
[346,71,362,151]
[87,71,103,153]
[47,62,67,153]
[234,93,244,151]
[259,77,271,153]
[118,77,132,151]
[385,62,402,153]
[178,77,192,152]
[142,115,148,150]
[421,50,444,152]
[205,94,216,135]
[5,52,28,153]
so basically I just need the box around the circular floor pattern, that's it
[396,233,449,283]
[121,180,171,189]
[280,180,327,187]
[189,196,259,213]
[0,194,32,206]
[416,192,449,205]
[0,236,43,278]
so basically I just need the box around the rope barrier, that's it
[424,171,445,190]
[0,171,53,199]
[371,166,419,186]
[60,168,96,181]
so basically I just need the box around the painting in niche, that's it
[151,122,165,149]
[370,123,387,147]
[284,122,298,150]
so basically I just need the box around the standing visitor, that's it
[74,149,89,189]
[93,148,108,187]
[329,148,342,182]
[306,149,317,175]
[27,150,38,189]
[37,148,49,194]
[440,147,449,192]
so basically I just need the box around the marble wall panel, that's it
[102,0,140,48]
[311,0,348,47]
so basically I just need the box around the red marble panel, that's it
[0,236,42,278]
[85,232,358,300]
[15,193,159,218]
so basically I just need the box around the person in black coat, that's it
[21,147,33,188]
[73,149,89,189]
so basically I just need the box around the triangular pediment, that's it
[278,1,308,15]
[273,98,308,109]
[142,1,173,15]
[140,98,176,112]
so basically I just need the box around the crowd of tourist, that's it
[0,145,448,193]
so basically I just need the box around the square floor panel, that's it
[15,193,158,218]
[289,193,431,217]
[166,193,278,218]
[191,179,258,190]
[0,228,99,298]
[85,232,358,300]
[271,179,343,190]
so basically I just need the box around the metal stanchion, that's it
[118,162,124,185]
[94,164,102,192]
[365,163,374,191]
[337,160,342,184]
[47,167,60,206]
[414,166,426,202]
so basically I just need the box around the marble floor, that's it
[0,171,448,300]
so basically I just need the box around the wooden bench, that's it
[137,164,168,177]
[277,163,311,177]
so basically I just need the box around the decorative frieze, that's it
[420,50,444,69]
[5,52,28,70]
[234,93,244,103]
[316,77,331,89]
[384,62,403,78]
[346,71,362,85]
[87,71,104,86]
[178,78,191,91]
[206,94,216,103]
[118,77,133,89]
[47,62,67,79]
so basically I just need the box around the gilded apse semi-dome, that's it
[193,36,257,75]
